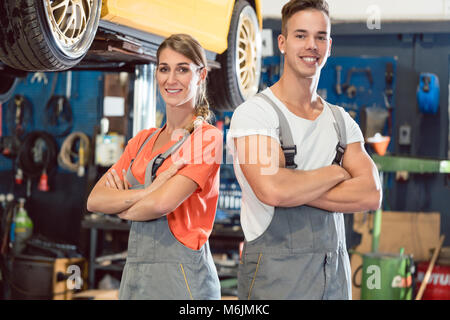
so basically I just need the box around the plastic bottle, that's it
[12,198,33,255]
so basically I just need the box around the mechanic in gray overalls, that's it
[87,34,222,299]
[228,0,382,299]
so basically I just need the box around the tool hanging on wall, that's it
[341,67,374,99]
[14,167,24,185]
[7,95,33,137]
[44,95,73,137]
[383,62,394,136]
[0,135,21,160]
[58,132,91,177]
[360,106,389,140]
[335,65,343,95]
[17,131,58,194]
[44,72,73,137]
[384,62,394,108]
[0,95,33,159]
[417,72,439,115]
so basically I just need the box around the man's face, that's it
[279,9,332,79]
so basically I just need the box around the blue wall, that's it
[330,31,449,246]
[263,19,450,246]
[0,71,104,244]
[0,71,103,171]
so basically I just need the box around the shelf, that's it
[81,216,131,231]
[372,154,450,173]
[93,263,125,272]
[211,224,243,238]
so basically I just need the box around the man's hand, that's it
[307,142,382,213]
[234,135,351,207]
[339,165,352,180]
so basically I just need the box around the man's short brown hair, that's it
[281,0,330,36]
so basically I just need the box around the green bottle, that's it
[13,198,33,255]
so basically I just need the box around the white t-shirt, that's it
[227,87,364,241]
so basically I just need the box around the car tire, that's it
[0,74,20,103]
[0,0,101,71]
[208,0,262,111]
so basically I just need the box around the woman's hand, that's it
[117,160,186,220]
[107,160,186,192]
[105,169,129,190]
[146,160,186,192]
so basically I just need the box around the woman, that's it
[87,34,223,300]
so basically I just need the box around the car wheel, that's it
[208,0,262,111]
[0,0,101,71]
[0,74,20,103]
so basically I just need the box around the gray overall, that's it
[118,129,221,300]
[237,93,352,300]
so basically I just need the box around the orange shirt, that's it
[111,122,223,250]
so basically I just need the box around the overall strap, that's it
[144,133,190,186]
[256,92,298,169]
[136,129,160,157]
[328,104,347,166]
[125,129,160,186]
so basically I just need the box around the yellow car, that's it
[0,0,262,110]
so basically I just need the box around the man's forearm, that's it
[306,141,383,213]
[267,164,349,207]
[307,175,382,213]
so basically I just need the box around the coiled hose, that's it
[58,132,90,177]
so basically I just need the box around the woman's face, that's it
[156,47,204,108]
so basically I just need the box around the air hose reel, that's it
[417,73,439,115]
[17,131,58,192]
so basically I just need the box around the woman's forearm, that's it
[116,183,167,221]
[117,195,164,221]
[88,160,187,217]
[87,185,148,214]
[118,173,198,222]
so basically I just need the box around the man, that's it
[228,0,382,299]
